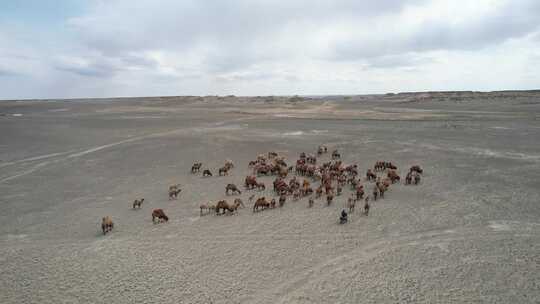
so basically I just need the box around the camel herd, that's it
[100,146,423,235]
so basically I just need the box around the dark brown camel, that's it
[132,198,144,209]
[225,183,242,195]
[101,216,114,235]
[152,209,169,223]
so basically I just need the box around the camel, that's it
[279,194,286,207]
[169,189,181,200]
[132,198,144,209]
[200,202,215,215]
[202,169,212,177]
[364,197,370,216]
[152,209,169,223]
[366,169,377,182]
[326,194,334,206]
[316,186,323,199]
[225,183,242,195]
[215,200,242,215]
[191,162,202,173]
[168,184,182,200]
[253,197,270,212]
[347,196,356,213]
[356,188,364,200]
[378,183,387,199]
[225,159,234,169]
[274,180,289,194]
[101,216,114,235]
[218,166,229,176]
[245,175,258,189]
[387,170,400,184]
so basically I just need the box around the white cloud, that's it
[0,0,539,99]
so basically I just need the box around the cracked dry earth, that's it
[1,95,539,303]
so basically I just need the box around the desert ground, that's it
[1,91,539,303]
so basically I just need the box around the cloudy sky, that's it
[1,0,539,99]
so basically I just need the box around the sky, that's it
[0,0,539,99]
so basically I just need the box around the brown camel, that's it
[366,169,377,182]
[245,175,258,189]
[364,197,370,216]
[191,162,202,173]
[225,183,242,195]
[279,194,286,207]
[101,216,114,235]
[215,200,242,215]
[218,166,229,176]
[326,194,334,206]
[387,170,400,184]
[215,200,229,215]
[152,209,169,223]
[347,196,356,213]
[253,197,270,212]
[132,198,144,209]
